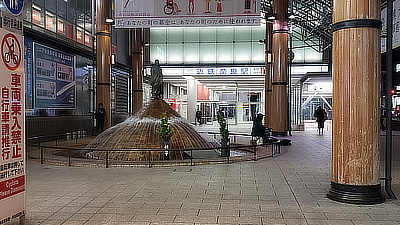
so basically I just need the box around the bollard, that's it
[190,150,193,166]
[253,144,257,161]
[148,151,151,168]
[106,151,109,168]
[68,149,71,167]
[40,147,44,164]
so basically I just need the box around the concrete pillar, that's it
[264,22,273,128]
[270,0,288,136]
[186,78,197,123]
[327,0,384,204]
[96,0,111,129]
[131,28,143,114]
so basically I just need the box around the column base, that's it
[327,182,385,204]
[272,131,287,136]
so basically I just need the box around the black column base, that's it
[327,182,385,204]
[272,131,287,137]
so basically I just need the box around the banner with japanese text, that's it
[33,43,76,109]
[116,0,260,28]
[0,29,26,224]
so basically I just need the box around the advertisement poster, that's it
[33,43,76,109]
[0,29,26,224]
[115,0,260,28]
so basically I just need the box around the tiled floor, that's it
[7,126,400,224]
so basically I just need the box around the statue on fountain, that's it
[150,59,163,100]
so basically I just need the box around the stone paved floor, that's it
[7,127,400,224]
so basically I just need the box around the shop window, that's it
[77,11,85,29]
[33,0,44,7]
[25,1,32,23]
[32,5,44,27]
[85,32,92,47]
[77,27,84,44]
[57,0,67,18]
[45,0,57,13]
[85,15,92,33]
[57,18,66,35]
[45,11,56,32]
[67,5,76,23]
[67,22,75,40]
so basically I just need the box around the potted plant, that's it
[218,111,230,157]
[157,113,173,159]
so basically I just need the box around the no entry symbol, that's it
[1,33,21,71]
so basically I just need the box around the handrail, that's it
[28,143,260,153]
[27,130,282,168]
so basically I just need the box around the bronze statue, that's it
[150,59,163,100]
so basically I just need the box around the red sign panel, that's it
[0,175,25,201]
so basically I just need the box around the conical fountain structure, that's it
[85,99,215,161]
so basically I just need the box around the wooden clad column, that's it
[96,0,112,129]
[327,0,384,204]
[264,22,273,127]
[132,28,143,114]
[271,0,288,136]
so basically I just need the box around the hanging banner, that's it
[115,0,260,28]
[33,43,76,109]
[0,29,26,225]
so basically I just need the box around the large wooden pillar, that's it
[132,28,143,114]
[96,0,112,129]
[264,22,273,127]
[271,0,288,136]
[327,0,384,204]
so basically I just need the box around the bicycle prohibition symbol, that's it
[164,0,181,15]
[1,33,21,71]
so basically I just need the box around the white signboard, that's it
[382,0,400,52]
[116,0,260,28]
[0,29,25,224]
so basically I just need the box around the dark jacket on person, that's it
[95,108,106,122]
[314,107,326,128]
[251,115,265,137]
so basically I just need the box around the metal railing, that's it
[27,132,282,168]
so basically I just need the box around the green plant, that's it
[157,113,173,142]
[218,111,229,139]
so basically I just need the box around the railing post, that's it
[68,149,71,167]
[55,139,58,146]
[190,150,193,166]
[271,143,274,157]
[253,144,257,161]
[148,151,151,168]
[75,132,78,144]
[106,150,109,168]
[40,147,44,164]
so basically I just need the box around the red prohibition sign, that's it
[1,33,21,71]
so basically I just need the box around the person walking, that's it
[95,103,106,133]
[314,106,327,135]
[196,109,202,125]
